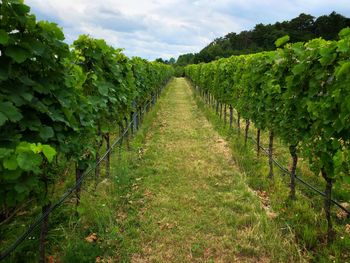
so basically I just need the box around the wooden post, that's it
[268,131,274,179]
[39,202,51,263]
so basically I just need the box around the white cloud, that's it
[25,0,350,60]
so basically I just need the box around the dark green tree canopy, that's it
[177,12,350,65]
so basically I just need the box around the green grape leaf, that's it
[339,27,350,39]
[335,61,350,79]
[0,112,7,126]
[17,152,42,172]
[0,102,23,122]
[42,145,56,163]
[97,83,110,96]
[27,39,46,55]
[21,92,34,102]
[2,169,22,180]
[37,21,65,41]
[14,184,28,194]
[337,40,349,53]
[275,35,290,48]
[332,140,340,150]
[16,142,32,153]
[0,30,9,45]
[18,75,36,86]
[5,46,31,63]
[39,126,54,141]
[13,3,31,15]
[30,143,43,154]
[292,63,306,75]
[62,108,78,127]
[3,155,18,170]
[0,148,14,158]
[319,48,337,66]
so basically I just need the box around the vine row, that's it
[0,1,173,259]
[185,29,350,242]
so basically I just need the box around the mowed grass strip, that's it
[120,78,304,263]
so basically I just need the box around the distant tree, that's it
[155,57,176,65]
[314,12,350,40]
[176,53,195,66]
[177,11,350,65]
[155,58,165,63]
[252,23,286,50]
[169,57,176,64]
[286,13,316,42]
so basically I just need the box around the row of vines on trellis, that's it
[185,30,350,241]
[0,0,174,234]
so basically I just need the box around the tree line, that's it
[177,12,350,65]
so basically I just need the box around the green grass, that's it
[112,78,304,262]
[53,86,168,262]
[190,79,350,263]
[0,82,167,262]
[4,77,348,262]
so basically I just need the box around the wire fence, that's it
[194,87,350,216]
[248,135,350,215]
[0,85,166,261]
[2,80,348,261]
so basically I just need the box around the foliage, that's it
[0,0,78,208]
[0,0,174,220]
[185,28,350,237]
[178,12,350,65]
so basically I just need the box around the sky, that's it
[26,0,350,61]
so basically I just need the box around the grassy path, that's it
[120,78,303,262]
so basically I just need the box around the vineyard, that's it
[0,1,173,261]
[1,0,350,262]
[184,32,350,259]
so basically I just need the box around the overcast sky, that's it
[26,0,350,60]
